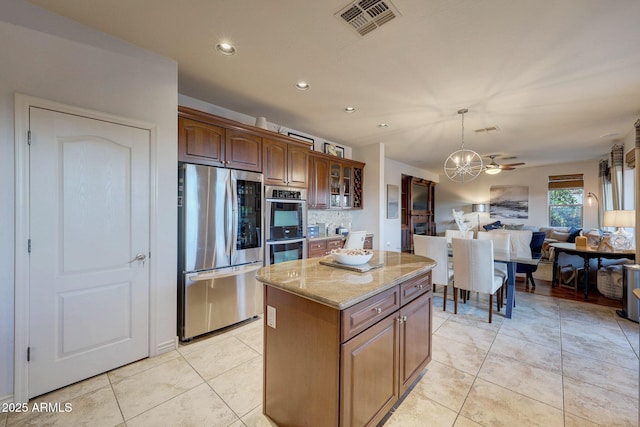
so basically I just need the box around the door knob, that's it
[128,253,147,264]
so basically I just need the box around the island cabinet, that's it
[263,137,309,188]
[260,254,432,427]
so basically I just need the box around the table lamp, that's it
[603,209,635,250]
[472,203,489,232]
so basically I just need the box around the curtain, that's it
[610,144,624,210]
[598,159,610,224]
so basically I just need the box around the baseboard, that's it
[156,337,178,354]
[1,393,14,404]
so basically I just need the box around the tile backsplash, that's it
[308,210,353,235]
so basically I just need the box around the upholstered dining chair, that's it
[413,235,453,311]
[476,231,511,305]
[451,238,504,323]
[516,231,546,289]
[344,231,367,250]
[444,229,474,245]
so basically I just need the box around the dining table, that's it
[550,242,635,301]
[449,245,539,319]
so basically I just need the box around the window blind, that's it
[548,174,584,189]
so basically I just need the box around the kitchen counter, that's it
[307,232,373,241]
[256,250,435,310]
[307,233,346,241]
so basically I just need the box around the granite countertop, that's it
[256,250,435,310]
[308,232,374,241]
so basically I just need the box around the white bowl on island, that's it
[330,248,373,265]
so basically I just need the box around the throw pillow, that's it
[483,221,502,231]
[550,230,570,242]
[567,227,582,243]
[503,223,524,230]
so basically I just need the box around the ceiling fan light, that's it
[485,167,501,175]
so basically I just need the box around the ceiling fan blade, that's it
[501,166,517,171]
[500,162,525,167]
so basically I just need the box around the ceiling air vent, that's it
[335,0,401,37]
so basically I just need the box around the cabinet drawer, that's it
[341,286,399,342]
[327,238,344,250]
[308,240,327,258]
[399,271,431,306]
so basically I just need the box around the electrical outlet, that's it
[266,305,276,328]
[386,241,391,247]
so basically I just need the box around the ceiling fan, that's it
[484,155,525,174]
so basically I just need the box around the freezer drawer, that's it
[179,263,263,341]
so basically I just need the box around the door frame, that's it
[13,93,159,402]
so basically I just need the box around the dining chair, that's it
[344,231,367,250]
[444,229,474,245]
[413,235,453,311]
[476,231,510,306]
[451,238,504,323]
[516,231,546,289]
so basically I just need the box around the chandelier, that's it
[443,109,483,183]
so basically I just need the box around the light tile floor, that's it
[4,290,639,426]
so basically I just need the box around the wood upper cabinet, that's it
[225,129,262,172]
[178,106,271,172]
[309,152,364,210]
[178,117,225,167]
[308,153,330,209]
[263,138,309,187]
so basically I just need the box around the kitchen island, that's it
[256,251,436,427]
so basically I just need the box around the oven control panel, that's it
[268,187,306,200]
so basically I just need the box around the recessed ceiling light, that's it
[295,82,309,90]
[377,123,388,128]
[215,42,236,56]
[345,107,356,113]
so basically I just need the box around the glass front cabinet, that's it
[329,161,363,209]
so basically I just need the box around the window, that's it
[548,174,584,227]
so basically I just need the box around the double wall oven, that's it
[264,186,307,265]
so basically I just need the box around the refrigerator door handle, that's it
[230,173,239,259]
[225,173,233,258]
[189,262,263,282]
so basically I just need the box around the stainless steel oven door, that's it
[265,199,307,242]
[266,238,307,265]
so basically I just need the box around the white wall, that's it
[351,144,385,250]
[435,159,601,232]
[1,1,178,401]
[382,158,440,251]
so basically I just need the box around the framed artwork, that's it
[387,184,399,219]
[323,142,344,157]
[287,132,315,150]
[490,185,529,219]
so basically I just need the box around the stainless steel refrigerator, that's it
[178,163,263,341]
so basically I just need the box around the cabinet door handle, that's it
[373,307,382,314]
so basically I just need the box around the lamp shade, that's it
[603,210,635,228]
[472,203,488,213]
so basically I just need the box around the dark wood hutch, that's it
[401,175,436,253]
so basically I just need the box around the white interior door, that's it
[28,106,150,398]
